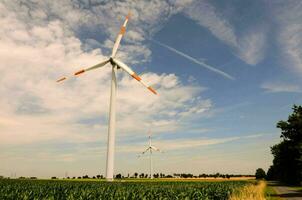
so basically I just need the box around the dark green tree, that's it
[270,105,302,184]
[266,165,276,180]
[115,174,122,179]
[255,168,266,179]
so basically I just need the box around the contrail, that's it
[152,39,235,80]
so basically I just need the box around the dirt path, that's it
[268,181,302,200]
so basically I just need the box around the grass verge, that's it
[230,180,266,200]
[265,184,281,200]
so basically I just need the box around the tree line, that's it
[267,105,302,185]
[54,173,253,179]
[1,173,254,180]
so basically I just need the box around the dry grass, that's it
[230,181,266,200]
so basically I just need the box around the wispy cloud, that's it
[118,137,239,154]
[183,1,237,48]
[261,82,301,93]
[237,29,268,65]
[183,0,268,66]
[117,133,266,154]
[272,0,302,76]
[5,0,268,67]
[152,39,235,80]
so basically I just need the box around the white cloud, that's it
[0,1,212,148]
[273,0,302,75]
[154,137,239,151]
[3,0,269,68]
[184,1,237,48]
[261,82,301,93]
[0,0,276,178]
[237,30,267,65]
[183,0,268,66]
[118,133,266,154]
[117,136,240,154]
[1,0,173,64]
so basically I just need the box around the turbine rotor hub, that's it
[109,57,120,69]
[109,57,114,64]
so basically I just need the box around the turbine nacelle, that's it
[109,57,121,70]
[109,57,114,65]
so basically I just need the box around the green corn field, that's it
[0,179,249,200]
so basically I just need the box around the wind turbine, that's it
[139,131,162,179]
[56,13,157,181]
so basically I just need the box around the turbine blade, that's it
[56,59,109,83]
[74,59,110,76]
[142,149,148,154]
[111,12,131,58]
[84,59,110,72]
[151,146,161,152]
[112,58,157,95]
[56,77,67,82]
[138,147,150,158]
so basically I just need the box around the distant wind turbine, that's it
[152,39,235,80]
[56,13,157,181]
[138,131,163,179]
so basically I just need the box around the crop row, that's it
[0,179,248,200]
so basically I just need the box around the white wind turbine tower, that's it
[139,131,162,179]
[56,13,157,181]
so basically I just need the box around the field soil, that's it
[267,181,302,200]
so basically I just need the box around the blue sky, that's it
[1,0,302,178]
